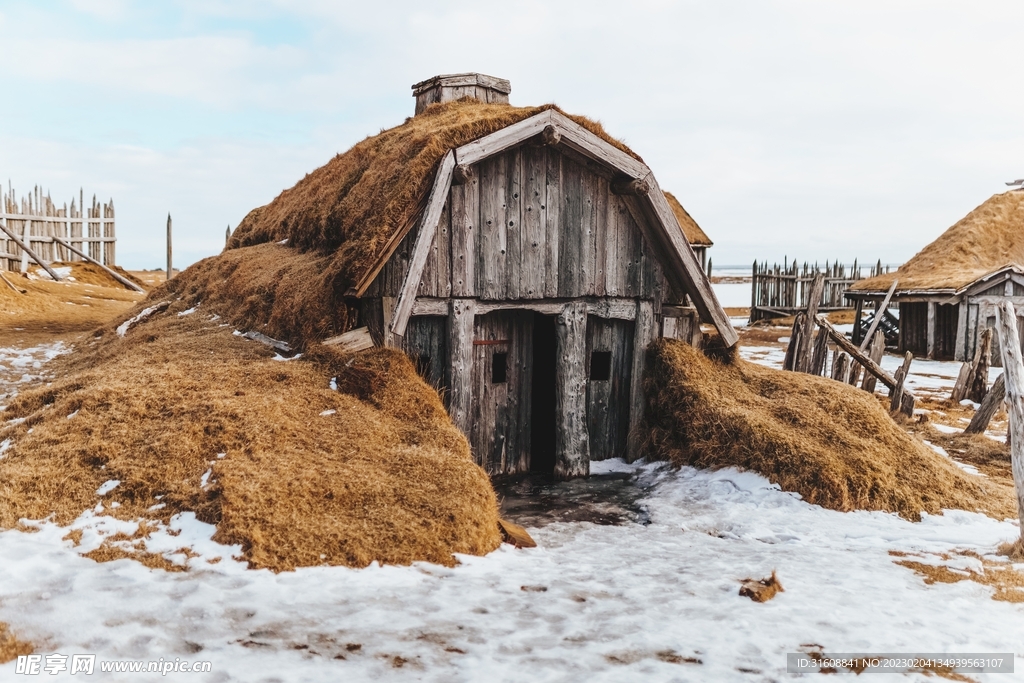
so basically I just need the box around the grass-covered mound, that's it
[643,339,1014,521]
[0,305,500,570]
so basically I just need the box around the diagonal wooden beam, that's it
[390,150,457,337]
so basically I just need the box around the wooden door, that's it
[470,310,534,475]
[585,317,635,461]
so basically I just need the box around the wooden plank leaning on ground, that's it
[814,317,915,413]
[52,236,144,292]
[951,327,991,404]
[858,279,898,352]
[994,300,1024,543]
[796,273,825,373]
[888,351,915,417]
[964,373,1006,435]
[0,219,62,281]
[322,327,374,353]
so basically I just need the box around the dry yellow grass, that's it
[852,191,1024,293]
[0,622,33,663]
[664,191,712,247]
[0,305,500,571]
[642,339,1013,520]
[0,262,145,335]
[891,550,1024,604]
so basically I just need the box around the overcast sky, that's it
[1,1,1022,270]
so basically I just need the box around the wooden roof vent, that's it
[412,73,511,115]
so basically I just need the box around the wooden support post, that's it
[554,301,589,480]
[889,351,914,416]
[859,279,898,352]
[166,213,173,282]
[832,352,850,382]
[0,218,62,281]
[954,299,969,361]
[852,297,864,346]
[810,327,830,376]
[797,273,825,373]
[964,373,1006,435]
[994,301,1024,544]
[783,312,805,372]
[627,300,657,462]
[447,299,476,436]
[969,327,991,403]
[861,331,885,393]
[926,301,937,359]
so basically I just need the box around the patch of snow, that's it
[961,399,981,409]
[177,305,199,316]
[272,353,302,361]
[116,305,163,337]
[330,377,338,391]
[200,469,212,488]
[319,409,337,417]
[95,480,120,496]
[931,423,959,434]
[277,238,289,245]
[589,457,642,475]
[216,452,226,459]
[0,438,10,458]
[66,410,79,419]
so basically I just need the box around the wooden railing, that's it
[0,185,115,271]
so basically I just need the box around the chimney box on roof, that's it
[411,73,511,115]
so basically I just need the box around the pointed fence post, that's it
[166,213,173,281]
[995,301,1024,546]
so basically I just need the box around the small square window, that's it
[492,352,508,383]
[590,351,611,381]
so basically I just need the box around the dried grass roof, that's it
[643,339,1012,521]
[851,191,1024,294]
[665,191,712,247]
[228,99,642,294]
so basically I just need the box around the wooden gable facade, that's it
[357,75,735,480]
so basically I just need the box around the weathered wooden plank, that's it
[390,150,456,336]
[52,236,143,291]
[797,274,824,373]
[504,149,523,300]
[449,176,478,298]
[816,317,907,396]
[645,178,736,345]
[558,156,583,297]
[859,279,898,352]
[543,149,561,298]
[554,301,589,479]
[447,299,476,436]
[478,155,506,300]
[547,110,649,180]
[472,312,511,473]
[322,326,374,352]
[926,301,937,359]
[626,300,656,462]
[861,331,886,393]
[604,193,622,296]
[412,296,640,318]
[889,351,915,416]
[513,311,534,473]
[993,300,1024,539]
[435,199,451,297]
[455,110,554,166]
[964,373,1005,435]
[954,299,969,361]
[0,219,62,281]
[521,146,547,298]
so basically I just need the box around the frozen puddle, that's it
[2,462,1022,681]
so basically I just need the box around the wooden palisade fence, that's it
[0,184,115,272]
[783,273,916,418]
[751,258,890,322]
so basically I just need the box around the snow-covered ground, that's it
[2,462,1023,682]
[3,338,1024,682]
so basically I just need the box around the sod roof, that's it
[227,99,710,296]
[851,191,1024,294]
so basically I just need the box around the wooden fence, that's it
[0,185,115,272]
[750,259,890,322]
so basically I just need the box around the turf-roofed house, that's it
[847,190,1024,364]
[226,73,736,480]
